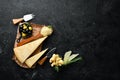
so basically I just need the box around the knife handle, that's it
[12,18,24,25]
[38,56,47,65]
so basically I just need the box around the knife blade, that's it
[38,47,56,65]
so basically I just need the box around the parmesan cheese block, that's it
[14,36,47,63]
[25,48,48,68]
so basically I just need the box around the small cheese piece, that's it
[14,36,47,63]
[41,26,53,36]
[25,48,48,68]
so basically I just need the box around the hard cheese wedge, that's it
[25,48,48,68]
[14,36,47,63]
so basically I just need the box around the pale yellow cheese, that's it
[14,36,47,63]
[41,26,53,36]
[25,48,48,68]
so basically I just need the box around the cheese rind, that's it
[14,36,47,63]
[25,48,48,68]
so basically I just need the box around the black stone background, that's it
[0,0,120,80]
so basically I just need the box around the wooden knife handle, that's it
[17,33,43,47]
[12,18,24,25]
[38,56,47,65]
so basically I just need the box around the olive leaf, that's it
[63,51,72,64]
[47,25,53,29]
[54,66,59,72]
[68,54,79,61]
[63,51,82,65]
[67,57,82,65]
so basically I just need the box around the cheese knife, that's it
[12,14,35,24]
[38,47,56,65]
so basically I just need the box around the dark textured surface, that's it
[0,0,120,80]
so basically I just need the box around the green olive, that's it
[18,22,33,38]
